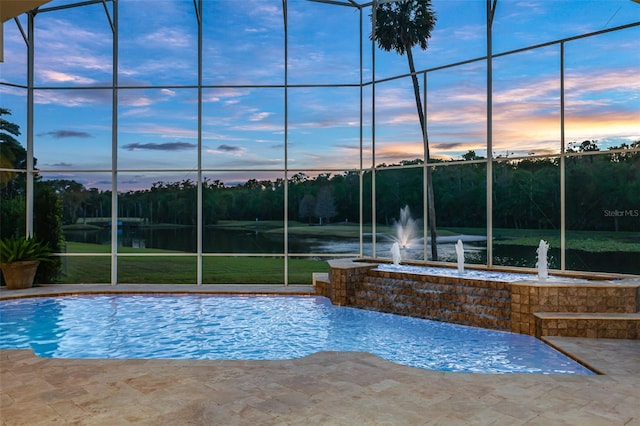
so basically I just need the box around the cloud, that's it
[34,88,113,107]
[333,143,362,151]
[206,157,283,169]
[205,144,247,157]
[39,70,97,85]
[38,130,92,139]
[140,28,192,49]
[202,88,252,104]
[29,18,112,84]
[432,142,472,150]
[120,123,199,140]
[249,112,272,121]
[47,162,73,167]
[366,142,424,165]
[118,89,181,108]
[121,142,197,151]
[217,144,242,152]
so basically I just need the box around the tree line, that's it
[5,141,636,234]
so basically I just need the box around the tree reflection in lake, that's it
[63,227,639,274]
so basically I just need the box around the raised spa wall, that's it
[315,259,640,339]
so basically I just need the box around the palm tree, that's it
[371,0,439,260]
[0,108,28,198]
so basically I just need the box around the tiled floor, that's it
[1,285,639,425]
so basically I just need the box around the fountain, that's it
[393,205,419,249]
[455,239,464,274]
[391,242,401,265]
[322,234,635,338]
[536,240,549,281]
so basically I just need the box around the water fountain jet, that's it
[455,239,464,274]
[393,205,419,249]
[391,242,401,265]
[536,240,549,281]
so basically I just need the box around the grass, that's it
[57,242,328,284]
[442,227,640,252]
[492,236,640,252]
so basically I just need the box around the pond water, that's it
[63,227,640,274]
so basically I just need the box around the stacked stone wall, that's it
[352,269,511,331]
[319,259,640,338]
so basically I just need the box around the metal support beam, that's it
[196,0,203,285]
[110,0,118,285]
[423,73,428,261]
[25,12,34,237]
[560,41,566,271]
[283,0,289,285]
[359,6,364,257]
[486,0,497,268]
[371,0,378,258]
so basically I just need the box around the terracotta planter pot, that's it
[1,260,40,289]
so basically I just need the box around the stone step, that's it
[534,312,640,339]
[312,272,329,286]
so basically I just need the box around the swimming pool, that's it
[0,294,594,375]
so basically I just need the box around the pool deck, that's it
[2,285,639,425]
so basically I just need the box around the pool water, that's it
[0,295,594,375]
[377,264,592,283]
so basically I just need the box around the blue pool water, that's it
[0,295,594,375]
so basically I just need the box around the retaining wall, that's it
[317,259,640,338]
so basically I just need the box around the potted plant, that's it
[0,237,52,289]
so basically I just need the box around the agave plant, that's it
[0,237,52,263]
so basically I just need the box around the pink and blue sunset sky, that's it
[1,0,638,190]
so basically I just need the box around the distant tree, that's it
[314,187,337,225]
[46,179,89,224]
[298,193,316,224]
[567,140,600,163]
[462,150,483,161]
[371,0,439,260]
[289,173,308,184]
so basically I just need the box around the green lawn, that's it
[57,242,328,284]
[443,227,640,252]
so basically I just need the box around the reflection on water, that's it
[66,227,292,254]
[63,228,639,274]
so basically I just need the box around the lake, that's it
[63,226,639,275]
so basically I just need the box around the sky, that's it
[1,0,639,191]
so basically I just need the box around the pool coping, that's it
[0,283,316,300]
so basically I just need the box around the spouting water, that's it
[536,240,549,281]
[455,239,464,274]
[394,205,419,249]
[391,242,401,265]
